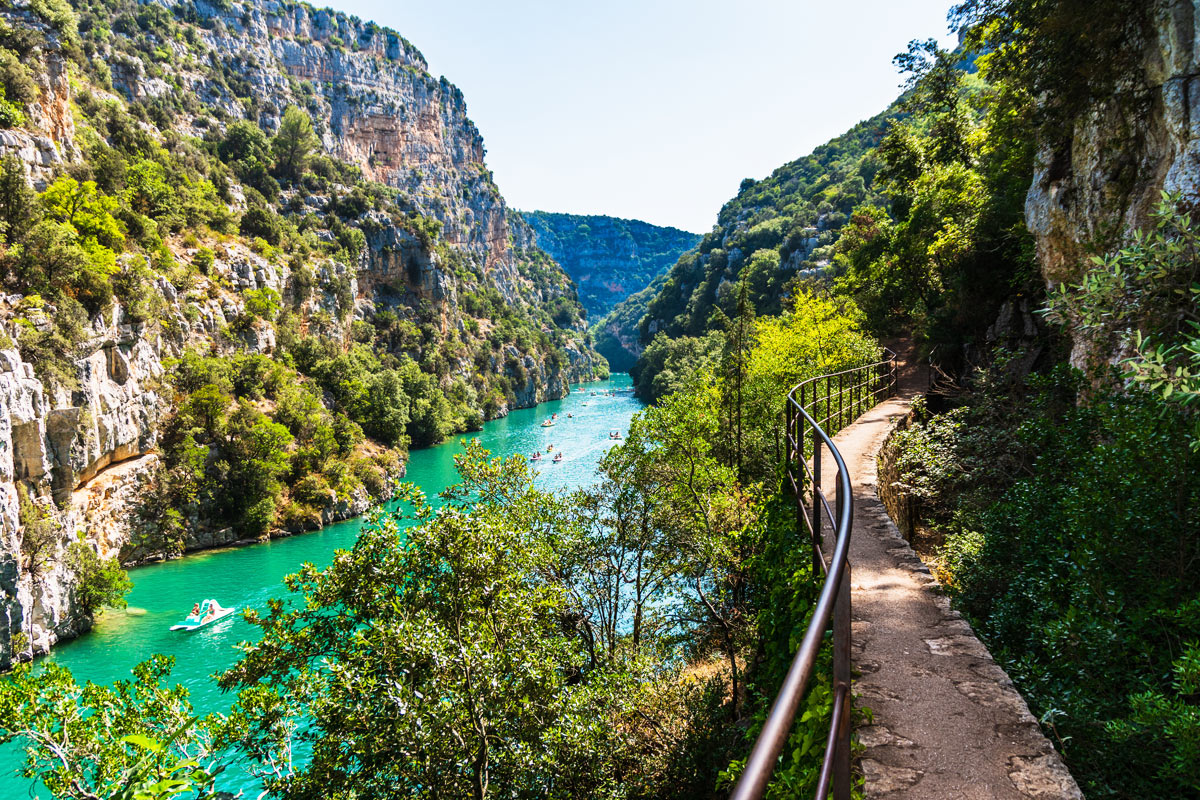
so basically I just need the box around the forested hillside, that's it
[521,211,699,321]
[521,211,699,372]
[0,0,601,664]
[630,109,896,398]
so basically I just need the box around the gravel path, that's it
[818,351,1083,799]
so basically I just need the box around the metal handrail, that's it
[730,348,897,800]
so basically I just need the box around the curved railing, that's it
[730,349,898,800]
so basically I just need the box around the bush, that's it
[67,540,131,614]
[242,287,281,321]
[192,246,214,273]
[894,368,1200,797]
[291,473,333,509]
[350,458,387,497]
[239,206,283,245]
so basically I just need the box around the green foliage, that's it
[892,367,1200,797]
[834,41,1036,346]
[632,330,723,403]
[18,485,58,586]
[242,287,281,321]
[1047,194,1200,433]
[220,442,647,798]
[67,539,132,614]
[0,656,224,799]
[271,106,319,183]
[239,205,283,245]
[156,350,403,539]
[0,154,35,242]
[952,0,1153,144]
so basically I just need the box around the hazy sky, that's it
[327,0,959,233]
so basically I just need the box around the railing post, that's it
[811,416,822,577]
[832,477,852,800]
[838,371,844,431]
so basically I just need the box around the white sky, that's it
[326,0,960,233]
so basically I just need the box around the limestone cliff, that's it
[0,0,600,665]
[1025,0,1199,367]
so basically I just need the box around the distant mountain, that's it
[521,212,701,323]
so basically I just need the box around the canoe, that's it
[170,606,237,631]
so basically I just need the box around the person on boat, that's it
[190,602,201,619]
[553,452,563,462]
[202,600,229,623]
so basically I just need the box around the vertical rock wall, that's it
[1025,0,1200,365]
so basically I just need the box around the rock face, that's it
[521,211,701,322]
[0,0,601,666]
[103,0,581,324]
[1025,0,1200,366]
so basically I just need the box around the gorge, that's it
[0,375,643,797]
[0,0,607,667]
[1,0,1197,798]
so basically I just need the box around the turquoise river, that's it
[0,373,642,797]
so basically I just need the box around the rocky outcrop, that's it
[98,0,581,336]
[1025,0,1199,366]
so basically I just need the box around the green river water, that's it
[1,373,642,797]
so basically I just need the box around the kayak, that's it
[170,601,237,631]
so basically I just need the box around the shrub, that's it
[239,206,282,245]
[192,246,214,273]
[67,540,131,614]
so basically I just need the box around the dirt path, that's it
[818,346,1082,799]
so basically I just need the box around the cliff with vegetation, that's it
[521,211,699,372]
[0,0,601,666]
[631,109,895,398]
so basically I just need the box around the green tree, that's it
[67,539,132,614]
[0,656,225,800]
[40,176,125,251]
[8,220,116,313]
[219,442,643,799]
[217,120,271,169]
[0,154,36,243]
[271,106,319,183]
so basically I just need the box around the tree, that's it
[39,176,125,250]
[0,154,36,244]
[0,655,225,799]
[66,540,131,615]
[217,120,271,169]
[271,106,319,183]
[7,220,115,313]
[719,282,756,481]
[219,442,642,799]
[239,206,283,245]
[124,160,177,223]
